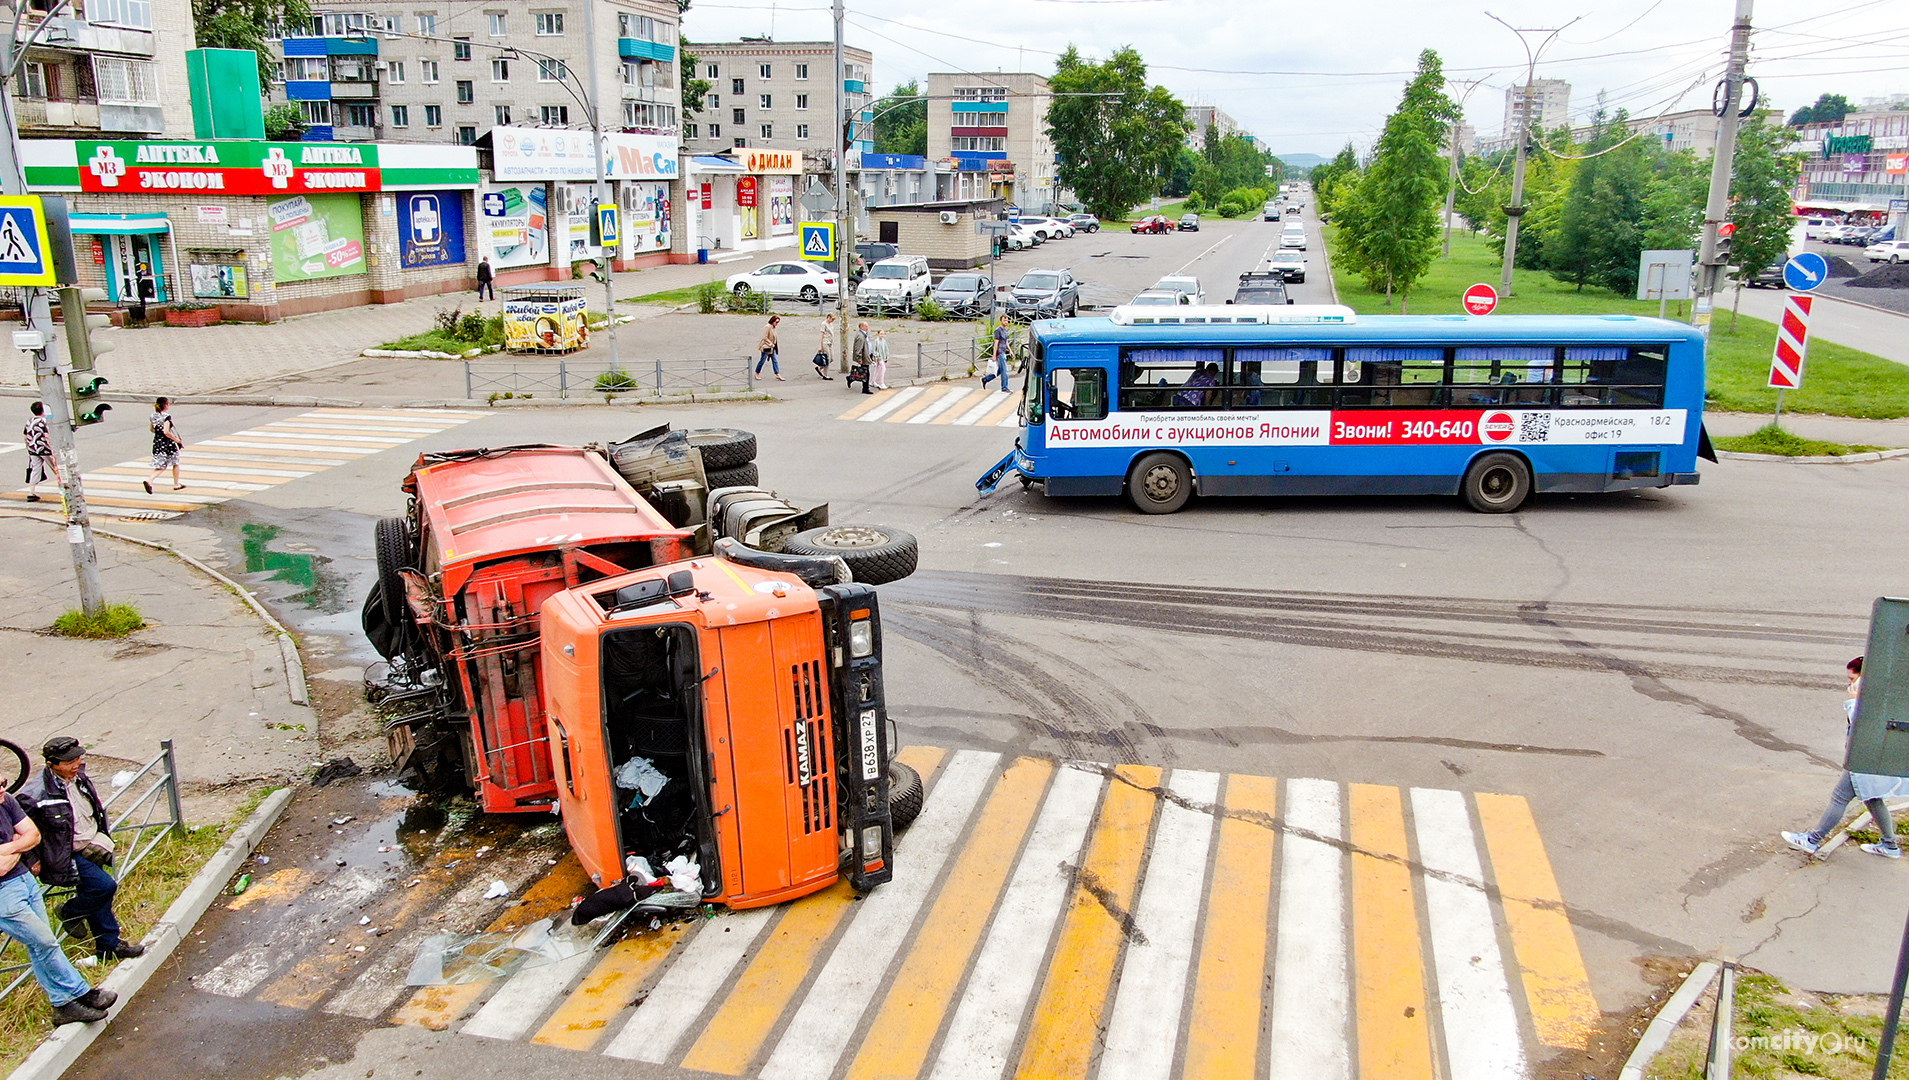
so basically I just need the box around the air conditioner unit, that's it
[939,210,959,225]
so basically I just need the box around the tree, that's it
[1788,93,1851,127]
[1192,131,1280,205]
[192,0,314,82]
[262,100,306,139]
[1727,113,1804,292]
[1551,112,1651,294]
[1339,50,1458,310]
[1637,149,1707,253]
[1311,143,1360,218]
[680,44,711,114]
[872,81,927,156]
[1046,45,1190,220]
[1161,145,1201,198]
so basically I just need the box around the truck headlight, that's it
[848,618,874,658]
[861,825,884,859]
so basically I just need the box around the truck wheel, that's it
[888,761,923,831]
[1462,452,1532,513]
[707,461,759,489]
[686,428,757,470]
[1127,452,1191,514]
[781,524,918,584]
[374,516,413,629]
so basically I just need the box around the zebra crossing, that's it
[839,383,1022,427]
[191,747,1600,1078]
[0,408,487,519]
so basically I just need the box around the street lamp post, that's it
[579,0,619,375]
[1487,13,1579,298]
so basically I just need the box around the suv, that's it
[1178,213,1201,231]
[1265,249,1308,283]
[1019,216,1071,240]
[1153,274,1205,305]
[856,241,900,265]
[1065,213,1100,233]
[1007,268,1081,319]
[856,255,933,312]
[1230,271,1291,305]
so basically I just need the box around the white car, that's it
[1153,275,1205,305]
[855,255,933,312]
[1129,289,1186,306]
[1019,216,1073,240]
[1004,222,1040,250]
[726,261,840,301]
[1266,249,1308,283]
[1866,240,1909,263]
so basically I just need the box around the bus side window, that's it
[1050,368,1107,421]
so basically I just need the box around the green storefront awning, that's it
[69,214,172,235]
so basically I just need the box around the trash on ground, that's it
[109,771,136,791]
[254,855,269,865]
[483,880,510,900]
[331,816,354,826]
[312,757,362,787]
[231,874,251,895]
[358,916,371,925]
[406,917,591,985]
[614,756,669,805]
[665,856,700,894]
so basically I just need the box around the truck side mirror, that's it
[667,569,696,597]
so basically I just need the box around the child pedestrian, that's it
[871,328,890,390]
[1783,656,1908,859]
[23,401,56,503]
[143,397,184,495]
[755,314,783,380]
[812,315,836,380]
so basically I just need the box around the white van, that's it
[1280,221,1307,251]
[1801,217,1844,241]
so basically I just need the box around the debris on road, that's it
[483,880,510,900]
[312,757,362,787]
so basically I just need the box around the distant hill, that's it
[1276,153,1328,172]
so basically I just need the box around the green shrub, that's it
[915,296,949,321]
[53,602,145,638]
[456,311,487,342]
[694,281,723,314]
[1217,198,1250,219]
[1184,192,1206,214]
[724,289,769,315]
[595,369,636,393]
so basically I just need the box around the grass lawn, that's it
[621,283,717,306]
[379,330,482,354]
[1713,424,1886,457]
[1326,229,1909,420]
[1646,971,1909,1079]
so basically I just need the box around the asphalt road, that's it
[44,211,1909,1080]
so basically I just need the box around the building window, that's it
[541,104,569,125]
[383,14,401,36]
[300,100,332,125]
[708,122,720,138]
[795,63,808,80]
[453,37,471,60]
[796,123,809,140]
[346,103,376,127]
[705,63,718,78]
[420,59,439,83]
[795,93,807,110]
[386,60,405,83]
[953,86,1008,102]
[535,12,563,35]
[538,59,568,82]
[950,137,1007,152]
[87,0,152,29]
[93,57,158,105]
[415,13,437,36]
[622,100,677,130]
[758,94,770,110]
[268,61,285,85]
[20,61,51,99]
[491,58,508,81]
[684,121,697,139]
[424,103,442,126]
[759,63,771,79]
[455,79,473,103]
[391,104,409,126]
[495,104,511,125]
[730,77,743,95]
[707,93,718,109]
[487,11,506,35]
[964,111,1007,127]
[618,14,671,41]
[457,125,477,145]
[732,107,744,124]
[760,123,772,139]
[285,56,327,81]
[332,57,374,81]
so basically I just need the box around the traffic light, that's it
[57,286,112,425]
[1715,222,1736,266]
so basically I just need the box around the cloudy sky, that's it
[682,0,1906,158]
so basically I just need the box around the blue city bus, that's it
[976,305,1715,513]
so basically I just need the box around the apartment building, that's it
[679,40,873,157]
[1502,79,1571,138]
[7,0,194,139]
[925,71,1055,213]
[1184,104,1239,150]
[268,0,682,147]
[1569,108,1721,159]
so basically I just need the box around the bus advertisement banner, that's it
[1045,409,1686,448]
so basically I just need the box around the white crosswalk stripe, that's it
[1270,776,1352,1080]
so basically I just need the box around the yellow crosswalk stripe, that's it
[979,392,1021,427]
[844,757,1053,1080]
[1475,792,1599,1050]
[531,924,691,1051]
[1349,783,1436,1080]
[1183,774,1277,1080]
[883,386,952,424]
[839,389,897,421]
[1013,764,1161,1080]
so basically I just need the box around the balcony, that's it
[843,79,864,95]
[12,95,102,132]
[21,17,154,58]
[282,35,379,58]
[331,79,378,99]
[619,37,674,62]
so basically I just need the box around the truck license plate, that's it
[859,709,880,781]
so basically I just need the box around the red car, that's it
[1130,215,1172,234]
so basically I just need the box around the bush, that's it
[914,296,949,321]
[1217,198,1250,219]
[53,602,145,638]
[1184,192,1206,214]
[694,281,723,314]
[723,289,769,315]
[595,369,636,394]
[457,311,486,341]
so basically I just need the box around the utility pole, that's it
[832,0,850,372]
[1488,14,1578,297]
[581,0,620,373]
[1442,77,1495,257]
[0,14,105,616]
[1693,0,1756,338]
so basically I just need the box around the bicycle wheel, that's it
[0,738,28,794]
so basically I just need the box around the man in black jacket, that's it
[17,738,145,960]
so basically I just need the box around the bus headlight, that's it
[861,825,884,859]
[848,618,874,658]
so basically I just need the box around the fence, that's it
[0,741,185,1004]
[465,355,757,400]
[915,337,979,381]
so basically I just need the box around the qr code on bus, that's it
[1518,412,1552,443]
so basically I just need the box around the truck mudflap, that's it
[1697,422,1717,463]
[975,447,1020,495]
[820,582,894,891]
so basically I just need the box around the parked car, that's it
[1265,249,1309,283]
[1065,213,1101,233]
[1866,240,1909,263]
[1746,261,1787,289]
[1230,271,1291,306]
[930,271,995,316]
[1153,275,1205,305]
[856,255,934,312]
[726,261,841,302]
[1006,268,1081,319]
[1801,216,1845,241]
[1131,215,1172,234]
[855,241,900,265]
[1006,222,1042,249]
[1178,213,1201,232]
[1128,289,1186,306]
[1019,216,1073,240]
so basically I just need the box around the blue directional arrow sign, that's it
[0,196,54,286]
[1784,251,1828,292]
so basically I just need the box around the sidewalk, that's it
[0,516,317,803]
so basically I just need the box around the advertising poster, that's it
[623,182,671,253]
[479,184,547,269]
[189,262,248,298]
[398,190,467,269]
[768,176,794,236]
[565,183,601,262]
[268,192,366,282]
[503,294,588,353]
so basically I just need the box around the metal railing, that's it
[465,355,757,399]
[915,336,979,381]
[0,741,185,1002]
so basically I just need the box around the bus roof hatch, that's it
[1108,304,1358,326]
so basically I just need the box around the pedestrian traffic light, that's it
[57,286,112,425]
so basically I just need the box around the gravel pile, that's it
[1847,263,1909,290]
[1825,254,1862,278]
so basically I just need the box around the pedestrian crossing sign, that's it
[799,221,836,261]
[0,196,54,286]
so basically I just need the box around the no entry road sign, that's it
[1462,282,1499,316]
[1768,294,1813,389]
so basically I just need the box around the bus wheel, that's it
[1128,452,1191,514]
[1462,452,1531,513]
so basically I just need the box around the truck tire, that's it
[374,516,413,629]
[686,428,757,470]
[707,461,759,489]
[888,761,923,831]
[781,524,918,584]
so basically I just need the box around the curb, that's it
[1717,447,1909,464]
[4,786,293,1080]
[0,386,363,409]
[1618,960,1720,1080]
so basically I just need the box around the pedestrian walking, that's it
[18,738,146,961]
[143,396,184,495]
[813,315,836,380]
[755,314,784,380]
[871,328,890,390]
[1783,656,1908,859]
[0,787,117,1024]
[980,316,1012,393]
[132,263,156,322]
[853,320,873,395]
[23,400,57,502]
[475,257,495,301]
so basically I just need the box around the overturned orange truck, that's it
[361,429,922,908]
